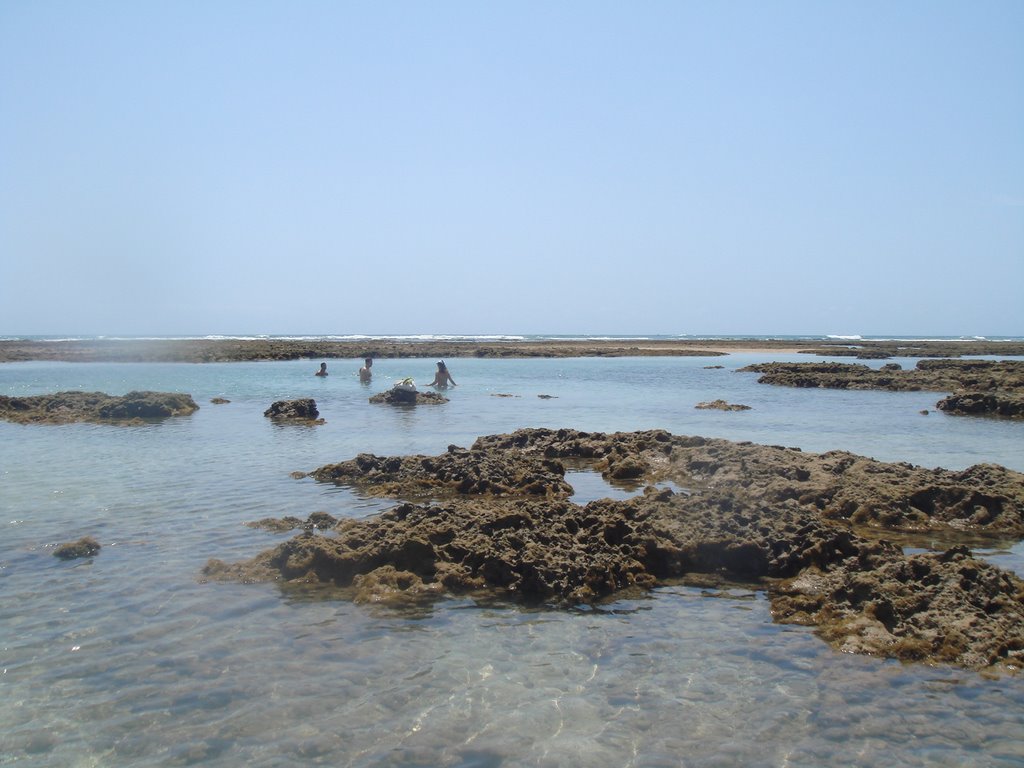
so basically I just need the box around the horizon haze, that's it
[2,2,1022,337]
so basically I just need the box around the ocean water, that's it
[2,353,1023,767]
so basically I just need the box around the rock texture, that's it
[263,399,320,421]
[772,545,1024,670]
[695,399,751,411]
[368,389,449,405]
[740,359,1024,419]
[936,392,1024,419]
[0,391,199,425]
[308,446,573,499]
[247,512,338,533]
[205,428,1024,673]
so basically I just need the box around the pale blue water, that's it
[2,354,1023,767]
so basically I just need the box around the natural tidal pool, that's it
[2,354,1023,766]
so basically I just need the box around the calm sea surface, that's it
[2,354,1023,767]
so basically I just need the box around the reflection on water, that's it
[568,468,690,505]
[2,356,1023,766]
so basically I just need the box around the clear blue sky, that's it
[2,1,1022,337]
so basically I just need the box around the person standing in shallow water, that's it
[359,358,373,382]
[425,360,456,388]
[315,362,328,377]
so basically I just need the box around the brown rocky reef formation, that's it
[53,536,101,559]
[205,428,1024,672]
[307,445,573,499]
[695,399,751,411]
[740,359,1024,419]
[368,389,449,405]
[796,341,1024,359]
[936,392,1024,419]
[264,398,320,421]
[0,391,199,425]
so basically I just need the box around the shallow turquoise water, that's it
[2,354,1023,766]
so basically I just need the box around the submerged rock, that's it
[695,399,751,411]
[246,512,338,533]
[206,428,1024,673]
[0,391,199,425]
[54,536,101,559]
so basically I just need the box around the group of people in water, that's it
[315,358,457,388]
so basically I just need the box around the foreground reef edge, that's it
[205,427,1024,675]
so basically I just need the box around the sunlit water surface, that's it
[2,355,1023,766]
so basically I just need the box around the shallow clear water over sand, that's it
[2,355,1023,766]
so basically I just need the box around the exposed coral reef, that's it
[205,428,1024,672]
[0,391,199,425]
[740,359,1024,419]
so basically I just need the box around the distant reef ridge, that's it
[3,337,1024,363]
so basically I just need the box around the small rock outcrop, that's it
[936,392,1024,419]
[695,399,751,411]
[54,537,101,559]
[0,391,199,425]
[369,389,448,405]
[263,398,320,421]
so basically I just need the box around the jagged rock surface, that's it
[740,359,1024,418]
[205,428,1024,672]
[263,398,320,421]
[368,389,449,405]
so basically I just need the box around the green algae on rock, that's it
[54,536,101,559]
[0,391,199,425]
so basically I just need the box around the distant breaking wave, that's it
[4,333,1022,343]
